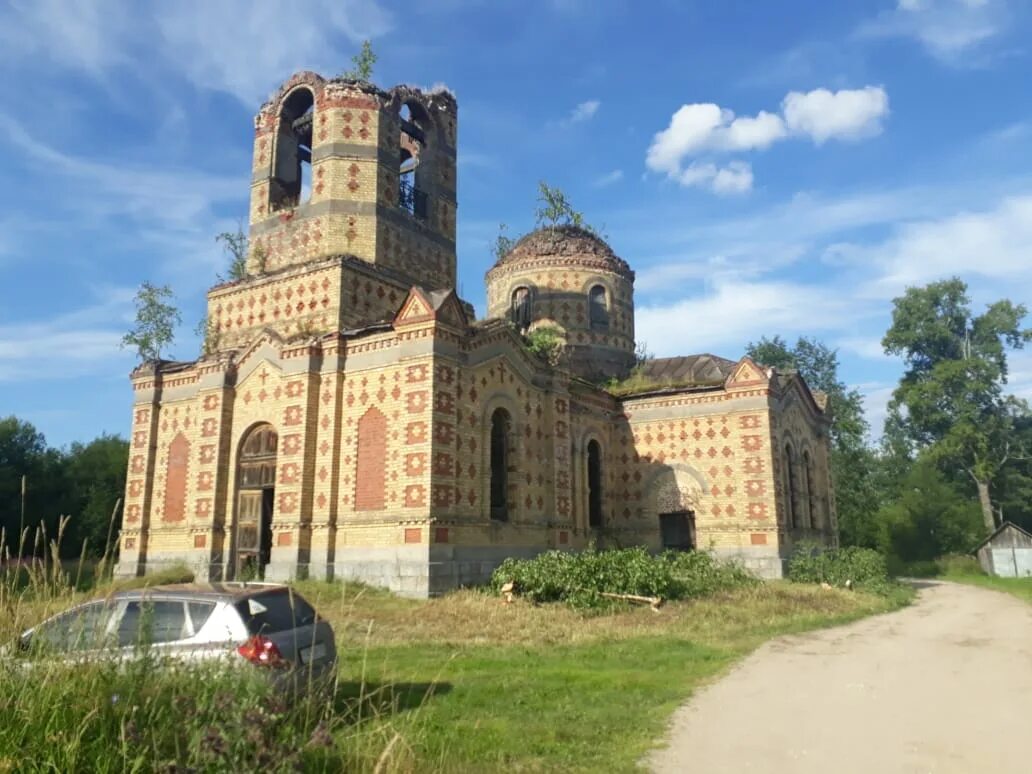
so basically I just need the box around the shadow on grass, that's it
[331,680,452,722]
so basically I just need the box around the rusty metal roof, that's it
[638,354,737,385]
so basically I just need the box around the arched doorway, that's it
[236,424,277,579]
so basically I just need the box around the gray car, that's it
[17,582,338,691]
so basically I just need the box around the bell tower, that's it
[247,72,458,289]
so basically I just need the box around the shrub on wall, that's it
[489,547,755,610]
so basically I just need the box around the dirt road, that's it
[650,581,1032,774]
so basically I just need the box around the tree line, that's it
[0,417,128,560]
[748,277,1032,566]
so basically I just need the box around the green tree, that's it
[746,335,878,547]
[535,182,586,230]
[491,223,516,261]
[0,417,69,555]
[342,40,376,81]
[122,282,181,362]
[64,434,129,557]
[215,225,249,282]
[875,456,983,562]
[882,278,1032,532]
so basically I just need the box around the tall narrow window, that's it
[803,451,818,530]
[784,443,798,529]
[589,285,609,330]
[587,440,603,528]
[271,88,314,210]
[511,287,532,331]
[356,407,387,511]
[490,409,511,521]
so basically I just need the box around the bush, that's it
[935,553,983,576]
[786,543,890,592]
[489,547,755,610]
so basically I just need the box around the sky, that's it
[1,0,1031,448]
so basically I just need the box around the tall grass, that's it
[0,526,424,772]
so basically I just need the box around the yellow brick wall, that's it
[486,264,635,350]
[246,74,457,290]
[615,393,781,551]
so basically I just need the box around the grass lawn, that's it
[0,568,911,772]
[938,572,1032,604]
[296,581,912,772]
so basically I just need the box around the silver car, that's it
[17,582,338,690]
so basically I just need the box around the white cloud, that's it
[594,169,624,187]
[646,104,785,175]
[675,161,754,195]
[646,87,887,191]
[0,289,137,383]
[636,279,851,357]
[782,87,889,144]
[0,0,393,105]
[867,194,1032,296]
[563,99,601,125]
[858,0,1008,62]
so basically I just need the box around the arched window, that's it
[784,443,799,529]
[510,286,532,330]
[803,451,818,530]
[490,408,511,521]
[271,88,314,210]
[587,440,603,528]
[589,285,609,330]
[356,407,387,511]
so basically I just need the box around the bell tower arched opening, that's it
[270,87,314,211]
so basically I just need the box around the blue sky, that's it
[2,0,1031,448]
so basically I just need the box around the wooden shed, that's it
[974,522,1032,577]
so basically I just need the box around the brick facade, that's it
[116,70,835,595]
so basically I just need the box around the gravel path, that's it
[650,581,1032,774]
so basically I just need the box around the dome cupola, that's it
[485,225,636,381]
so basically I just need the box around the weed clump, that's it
[786,543,892,593]
[490,547,755,610]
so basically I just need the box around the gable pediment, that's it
[725,357,768,389]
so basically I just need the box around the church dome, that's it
[484,225,637,382]
[487,226,634,281]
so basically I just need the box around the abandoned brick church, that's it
[115,71,836,595]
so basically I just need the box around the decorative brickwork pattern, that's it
[163,433,190,523]
[355,407,387,510]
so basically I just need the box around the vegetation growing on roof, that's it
[523,325,565,367]
[341,40,376,81]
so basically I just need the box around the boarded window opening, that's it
[587,440,603,528]
[659,511,696,551]
[490,408,511,521]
